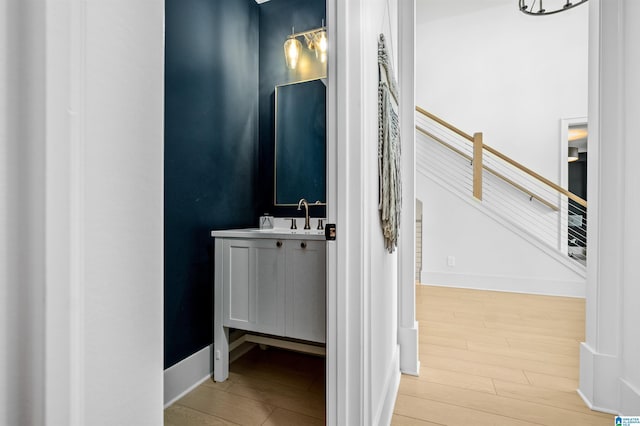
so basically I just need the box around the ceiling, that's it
[417,0,509,22]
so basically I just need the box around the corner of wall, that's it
[578,342,620,414]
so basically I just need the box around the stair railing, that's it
[415,105,587,264]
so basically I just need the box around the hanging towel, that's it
[378,33,402,253]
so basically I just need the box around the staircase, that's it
[415,106,587,285]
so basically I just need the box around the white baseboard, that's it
[399,322,420,376]
[423,271,585,298]
[579,343,595,405]
[164,345,211,408]
[580,344,640,415]
[619,378,640,416]
[578,342,621,414]
[375,344,401,426]
[577,389,619,415]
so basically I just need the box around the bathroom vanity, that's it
[211,225,326,382]
[211,77,328,382]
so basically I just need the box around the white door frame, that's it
[324,0,342,422]
[325,0,419,423]
[397,0,420,377]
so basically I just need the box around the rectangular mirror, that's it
[274,78,326,206]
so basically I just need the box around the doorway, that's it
[560,118,588,263]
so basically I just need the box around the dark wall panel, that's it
[258,0,327,217]
[164,0,259,368]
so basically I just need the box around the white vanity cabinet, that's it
[285,240,326,343]
[212,228,326,382]
[222,238,286,336]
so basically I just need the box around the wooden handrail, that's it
[416,106,474,142]
[416,126,559,211]
[415,106,588,209]
[482,145,587,208]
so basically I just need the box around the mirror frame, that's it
[273,77,327,207]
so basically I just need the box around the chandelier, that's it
[519,0,588,16]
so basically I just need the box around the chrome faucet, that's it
[297,198,311,230]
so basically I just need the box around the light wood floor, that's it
[164,346,325,425]
[165,285,612,425]
[392,285,612,425]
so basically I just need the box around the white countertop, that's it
[211,227,326,241]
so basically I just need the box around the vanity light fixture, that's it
[283,21,327,70]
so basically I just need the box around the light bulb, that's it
[284,37,302,70]
[315,30,327,62]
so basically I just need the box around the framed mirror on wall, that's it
[274,78,326,206]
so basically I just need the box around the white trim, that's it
[578,341,620,412]
[576,389,619,415]
[397,0,419,376]
[163,345,211,408]
[69,1,87,423]
[324,0,340,422]
[332,0,366,423]
[579,342,595,405]
[422,273,585,298]
[398,323,420,376]
[45,1,87,424]
[373,345,401,426]
[619,378,640,416]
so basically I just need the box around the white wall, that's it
[82,2,164,424]
[418,173,585,296]
[332,0,403,423]
[414,0,589,295]
[1,1,46,424]
[579,0,640,415]
[1,1,164,425]
[366,2,401,423]
[416,0,588,181]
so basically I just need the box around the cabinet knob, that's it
[276,241,283,248]
[300,242,307,249]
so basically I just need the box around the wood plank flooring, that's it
[164,346,325,425]
[165,285,612,425]
[392,285,612,425]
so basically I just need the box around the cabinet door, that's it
[222,239,285,335]
[253,240,286,335]
[285,240,326,343]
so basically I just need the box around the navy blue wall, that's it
[164,0,259,368]
[164,0,325,370]
[257,0,326,217]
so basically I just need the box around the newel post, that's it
[473,132,483,200]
